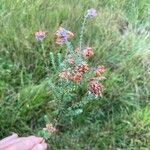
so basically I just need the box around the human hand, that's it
[0,133,47,150]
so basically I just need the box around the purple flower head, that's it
[35,31,46,41]
[55,27,74,45]
[56,27,68,42]
[86,8,97,18]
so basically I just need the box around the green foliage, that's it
[0,0,150,149]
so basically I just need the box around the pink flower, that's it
[70,72,83,83]
[35,31,45,41]
[75,64,89,74]
[55,27,74,45]
[59,71,71,80]
[88,81,103,97]
[43,124,57,135]
[82,47,94,59]
[86,8,97,18]
[95,65,105,77]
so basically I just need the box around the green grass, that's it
[0,0,150,149]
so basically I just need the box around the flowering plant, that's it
[55,8,105,98]
[36,8,106,131]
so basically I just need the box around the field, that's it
[0,0,150,149]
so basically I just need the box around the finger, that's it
[1,136,43,150]
[32,143,47,150]
[0,137,25,150]
[0,133,18,146]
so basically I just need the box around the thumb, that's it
[4,136,43,150]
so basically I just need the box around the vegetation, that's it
[0,0,150,149]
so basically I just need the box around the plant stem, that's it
[79,15,87,51]
[41,43,46,59]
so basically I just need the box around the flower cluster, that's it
[95,65,105,77]
[35,31,46,41]
[70,71,83,83]
[82,47,94,59]
[86,68,105,97]
[55,27,74,45]
[86,8,97,18]
[59,71,71,80]
[75,47,94,59]
[88,80,103,97]
[75,64,89,74]
[87,66,105,97]
[59,63,89,83]
[43,124,57,135]
[59,58,105,97]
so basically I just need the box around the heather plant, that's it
[36,9,106,137]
